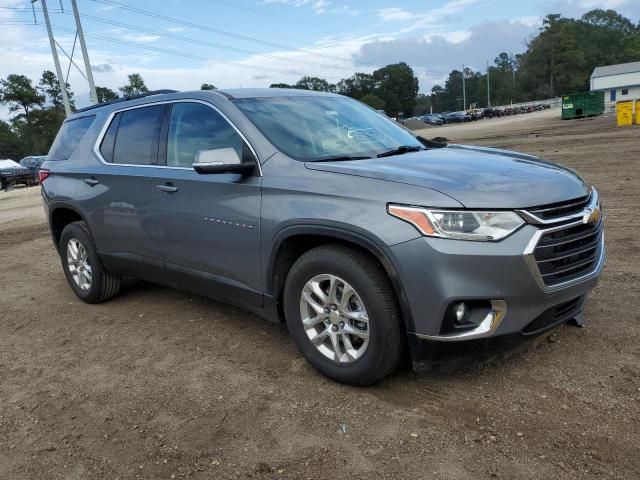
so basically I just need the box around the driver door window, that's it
[166,102,244,168]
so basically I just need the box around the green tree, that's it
[359,93,385,110]
[119,73,149,97]
[11,108,64,155]
[0,74,44,119]
[335,73,375,98]
[0,120,23,159]
[269,83,293,88]
[294,76,335,92]
[582,9,637,34]
[200,83,217,90]
[372,62,419,116]
[96,86,119,103]
[38,70,75,111]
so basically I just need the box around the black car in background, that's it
[20,155,46,180]
[444,111,471,123]
[420,114,444,125]
[0,156,45,191]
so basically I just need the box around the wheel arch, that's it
[266,224,415,332]
[50,204,86,250]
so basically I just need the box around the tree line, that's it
[269,9,640,115]
[1,8,638,159]
[428,9,640,112]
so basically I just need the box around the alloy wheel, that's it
[299,274,370,363]
[66,238,92,291]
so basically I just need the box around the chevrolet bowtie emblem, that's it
[583,206,601,225]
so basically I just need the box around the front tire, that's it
[283,245,404,385]
[59,221,121,303]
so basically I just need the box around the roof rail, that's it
[75,89,179,114]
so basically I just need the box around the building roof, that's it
[591,61,640,79]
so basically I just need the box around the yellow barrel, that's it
[616,101,633,126]
[636,99,640,125]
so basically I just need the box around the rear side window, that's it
[99,112,121,163]
[106,105,164,165]
[166,102,244,168]
[48,115,95,161]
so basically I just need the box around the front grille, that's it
[522,296,584,334]
[534,219,603,286]
[526,194,590,221]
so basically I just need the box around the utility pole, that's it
[70,0,97,103]
[38,0,72,116]
[486,60,491,107]
[462,64,467,111]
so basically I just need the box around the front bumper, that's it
[388,220,604,367]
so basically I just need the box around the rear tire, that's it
[283,245,404,385]
[59,221,121,303]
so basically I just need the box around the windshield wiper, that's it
[376,145,425,158]
[311,155,372,162]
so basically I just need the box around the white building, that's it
[590,61,640,103]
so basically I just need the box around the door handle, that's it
[156,183,178,193]
[83,178,99,186]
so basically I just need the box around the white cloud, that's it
[356,18,538,89]
[121,34,161,43]
[375,0,481,34]
[376,8,414,22]
[262,0,348,15]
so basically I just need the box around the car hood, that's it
[305,145,589,209]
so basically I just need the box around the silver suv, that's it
[40,89,604,384]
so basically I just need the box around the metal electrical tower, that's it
[33,0,98,116]
[71,0,97,104]
[38,0,72,115]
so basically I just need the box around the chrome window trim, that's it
[92,98,262,176]
[523,218,605,292]
[517,187,597,225]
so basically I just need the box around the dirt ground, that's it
[1,110,639,479]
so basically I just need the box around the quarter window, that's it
[110,105,164,165]
[48,115,95,161]
[166,102,244,168]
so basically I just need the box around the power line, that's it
[64,11,354,72]
[45,22,313,76]
[90,0,354,65]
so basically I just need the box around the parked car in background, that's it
[420,114,444,125]
[0,159,36,191]
[483,107,502,118]
[41,89,603,385]
[444,111,471,123]
[468,108,484,120]
[20,155,46,175]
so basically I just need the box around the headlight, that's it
[388,205,524,241]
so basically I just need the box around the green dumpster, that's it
[562,91,605,119]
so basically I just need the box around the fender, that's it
[47,200,90,248]
[266,221,416,333]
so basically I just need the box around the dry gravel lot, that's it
[1,109,639,479]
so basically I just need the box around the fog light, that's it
[440,300,493,335]
[453,302,467,323]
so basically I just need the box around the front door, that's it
[152,101,263,307]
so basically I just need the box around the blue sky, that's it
[0,0,639,110]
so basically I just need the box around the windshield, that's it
[233,95,423,161]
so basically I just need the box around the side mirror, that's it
[193,148,255,175]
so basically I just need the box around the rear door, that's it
[151,101,263,307]
[89,104,166,275]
